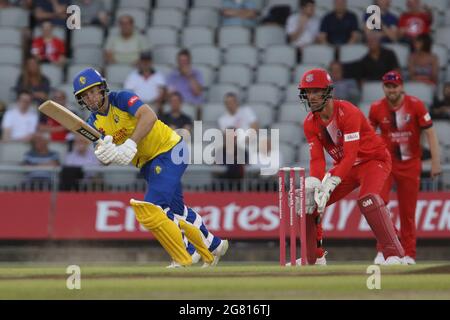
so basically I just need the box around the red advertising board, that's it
[0,192,51,239]
[0,192,449,239]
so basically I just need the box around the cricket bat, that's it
[38,100,102,143]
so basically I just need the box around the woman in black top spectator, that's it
[15,56,50,104]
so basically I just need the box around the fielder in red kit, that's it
[297,68,405,265]
[369,70,442,265]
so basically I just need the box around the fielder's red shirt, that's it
[303,99,387,181]
[369,95,432,161]
[398,12,432,38]
[31,37,66,63]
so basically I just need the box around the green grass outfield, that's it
[0,262,449,299]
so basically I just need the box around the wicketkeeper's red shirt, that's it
[303,99,388,181]
[369,95,433,161]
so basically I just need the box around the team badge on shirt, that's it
[155,166,162,174]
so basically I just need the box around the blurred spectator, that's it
[31,21,66,66]
[104,15,149,65]
[160,92,193,132]
[408,34,438,85]
[363,0,398,43]
[75,0,109,28]
[398,0,432,44]
[0,101,6,140]
[15,56,51,104]
[1,91,38,142]
[329,61,359,104]
[430,82,450,120]
[261,4,291,27]
[124,51,166,112]
[221,0,258,28]
[286,0,320,60]
[38,90,69,142]
[357,31,400,82]
[33,0,70,27]
[218,92,259,132]
[318,0,359,45]
[60,135,100,191]
[22,132,59,187]
[167,49,204,107]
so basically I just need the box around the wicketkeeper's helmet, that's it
[298,68,334,112]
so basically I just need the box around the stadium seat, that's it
[0,65,20,103]
[292,64,322,83]
[422,0,447,13]
[191,45,222,68]
[242,103,274,127]
[265,0,299,11]
[202,103,226,122]
[0,142,30,164]
[302,45,334,66]
[445,10,450,26]
[346,0,372,10]
[155,0,189,11]
[193,63,216,88]
[224,45,259,68]
[361,81,384,104]
[102,167,138,189]
[255,25,286,49]
[279,102,309,124]
[391,0,407,11]
[49,142,68,160]
[41,64,64,87]
[105,64,135,86]
[272,122,302,146]
[298,142,310,165]
[256,64,290,88]
[146,26,179,47]
[218,64,253,88]
[115,8,148,31]
[218,26,251,48]
[285,84,301,103]
[193,0,222,8]
[151,8,185,29]
[432,44,448,69]
[313,0,334,9]
[247,84,280,106]
[404,81,434,106]
[383,43,410,69]
[263,45,296,68]
[208,84,241,103]
[71,26,104,48]
[72,47,103,66]
[33,26,66,41]
[339,44,368,63]
[118,0,151,11]
[358,102,372,118]
[0,46,22,66]
[181,26,214,48]
[435,27,450,50]
[152,45,180,65]
[0,7,29,28]
[0,27,21,46]
[153,63,174,77]
[67,64,98,83]
[279,143,297,166]
[434,120,450,147]
[187,7,220,28]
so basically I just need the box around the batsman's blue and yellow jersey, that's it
[87,90,181,168]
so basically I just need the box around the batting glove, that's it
[94,135,118,165]
[315,173,341,213]
[114,138,137,166]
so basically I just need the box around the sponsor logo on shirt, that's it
[128,96,139,107]
[424,113,431,122]
[344,132,360,142]
[114,114,119,123]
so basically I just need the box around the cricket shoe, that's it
[286,251,328,266]
[166,252,201,268]
[373,252,385,265]
[201,239,229,268]
[382,256,406,265]
[403,256,416,265]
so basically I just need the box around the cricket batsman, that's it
[369,71,442,265]
[297,68,406,265]
[72,68,228,268]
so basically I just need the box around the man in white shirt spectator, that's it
[104,14,149,65]
[286,0,320,61]
[124,51,166,113]
[1,91,38,142]
[218,92,259,132]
